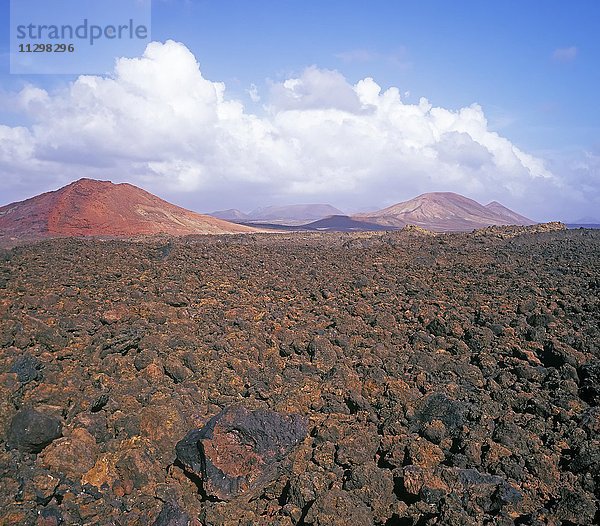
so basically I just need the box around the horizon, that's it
[1,1,599,223]
[4,175,600,227]
[0,176,546,222]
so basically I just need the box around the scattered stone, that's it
[579,360,600,405]
[90,393,109,413]
[40,427,99,478]
[0,228,598,525]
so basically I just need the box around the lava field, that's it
[0,225,599,525]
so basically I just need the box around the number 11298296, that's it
[18,43,75,53]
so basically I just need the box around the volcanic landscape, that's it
[1,180,599,525]
[0,220,598,525]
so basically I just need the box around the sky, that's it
[0,0,599,222]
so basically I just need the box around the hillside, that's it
[0,179,258,245]
[355,192,535,231]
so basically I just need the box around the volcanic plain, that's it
[0,225,599,525]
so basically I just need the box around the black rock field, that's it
[0,224,599,525]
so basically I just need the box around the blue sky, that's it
[0,0,599,221]
[154,0,600,151]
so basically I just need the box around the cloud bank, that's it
[0,40,597,220]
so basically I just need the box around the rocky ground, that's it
[0,225,598,525]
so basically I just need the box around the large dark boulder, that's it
[6,409,62,453]
[176,406,307,501]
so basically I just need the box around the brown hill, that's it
[355,192,535,232]
[0,178,258,244]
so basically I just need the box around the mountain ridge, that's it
[209,203,345,225]
[354,192,535,231]
[1,181,538,243]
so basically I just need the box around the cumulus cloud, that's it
[552,46,578,62]
[0,40,596,220]
[269,66,363,112]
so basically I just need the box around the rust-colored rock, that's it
[176,406,307,501]
[40,427,99,479]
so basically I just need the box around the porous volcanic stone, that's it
[6,408,62,453]
[1,227,599,524]
[176,406,307,501]
[153,501,191,526]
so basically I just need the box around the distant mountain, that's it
[355,192,535,232]
[485,201,536,226]
[209,209,249,221]
[0,178,259,244]
[302,215,394,231]
[246,204,345,225]
[571,216,600,224]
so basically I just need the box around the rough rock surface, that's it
[6,408,62,453]
[0,226,599,525]
[176,406,307,500]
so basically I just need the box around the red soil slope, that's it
[0,178,259,241]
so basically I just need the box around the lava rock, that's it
[1,227,599,525]
[90,393,109,413]
[153,501,190,526]
[415,392,465,435]
[10,354,43,384]
[579,360,600,405]
[175,406,307,501]
[304,488,373,526]
[6,409,62,453]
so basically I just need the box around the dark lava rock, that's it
[552,487,597,525]
[153,501,191,526]
[89,393,109,413]
[579,360,600,405]
[6,409,62,453]
[176,406,307,501]
[427,318,447,337]
[403,465,522,513]
[415,392,465,434]
[10,354,43,384]
[37,506,63,526]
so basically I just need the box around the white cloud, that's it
[0,40,596,220]
[269,66,363,112]
[552,46,578,63]
[247,83,260,103]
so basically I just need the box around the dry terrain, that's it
[0,225,598,525]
